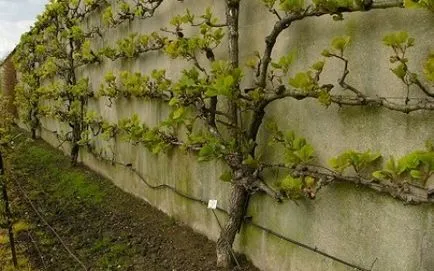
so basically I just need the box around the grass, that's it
[0,130,258,271]
[12,143,106,207]
[0,134,119,270]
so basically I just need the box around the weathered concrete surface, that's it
[32,1,434,270]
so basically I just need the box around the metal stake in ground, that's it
[208,200,240,268]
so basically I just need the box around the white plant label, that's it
[208,199,217,209]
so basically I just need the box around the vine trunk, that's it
[216,183,248,268]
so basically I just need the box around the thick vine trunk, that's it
[31,128,37,140]
[216,1,244,269]
[216,184,248,268]
[0,153,18,268]
[71,126,80,165]
[71,143,79,165]
[31,106,39,140]
[226,0,240,134]
[28,109,37,139]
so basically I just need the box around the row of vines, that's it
[10,0,434,268]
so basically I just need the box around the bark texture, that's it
[216,184,248,268]
[216,1,245,268]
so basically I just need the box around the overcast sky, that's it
[0,0,49,58]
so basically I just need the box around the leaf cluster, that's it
[330,150,381,174]
[0,96,14,147]
[373,145,434,185]
[102,0,163,27]
[267,121,315,166]
[382,32,417,81]
[117,114,176,154]
[98,70,171,101]
[276,175,316,199]
[424,52,434,82]
[100,32,165,60]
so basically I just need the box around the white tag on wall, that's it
[207,199,218,209]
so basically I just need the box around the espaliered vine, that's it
[14,0,107,164]
[13,0,434,269]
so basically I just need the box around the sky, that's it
[0,0,49,58]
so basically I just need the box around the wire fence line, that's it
[12,176,88,271]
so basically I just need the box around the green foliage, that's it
[271,50,297,74]
[277,175,303,198]
[170,10,195,27]
[245,52,261,70]
[383,31,413,48]
[330,150,381,173]
[206,61,243,97]
[277,175,317,199]
[11,0,434,216]
[242,155,260,168]
[279,0,305,13]
[39,57,60,79]
[99,70,171,100]
[118,114,175,154]
[373,146,434,185]
[265,0,364,14]
[267,121,315,166]
[83,111,117,141]
[0,96,14,147]
[289,72,316,91]
[286,59,331,107]
[172,68,207,97]
[14,73,41,127]
[332,36,351,52]
[98,72,118,99]
[164,28,224,60]
[66,25,85,41]
[424,52,434,82]
[382,32,428,86]
[102,6,114,25]
[74,40,99,64]
[163,8,224,60]
[102,0,164,26]
[313,0,354,13]
[198,137,227,161]
[317,89,332,107]
[100,33,165,60]
[102,1,133,26]
[219,171,233,182]
[322,36,351,58]
[200,7,220,24]
[261,0,277,9]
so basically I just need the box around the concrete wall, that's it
[33,1,434,270]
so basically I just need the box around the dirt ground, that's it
[0,135,259,271]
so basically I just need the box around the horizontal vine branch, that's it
[265,163,434,203]
[257,0,405,87]
[265,87,434,113]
